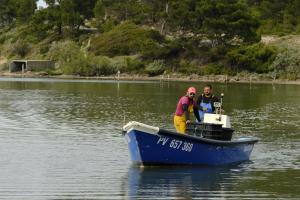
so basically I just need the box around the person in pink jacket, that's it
[174,87,199,133]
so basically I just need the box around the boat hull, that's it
[125,125,258,166]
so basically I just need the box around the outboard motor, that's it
[187,93,234,141]
[203,93,231,128]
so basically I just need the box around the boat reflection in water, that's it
[123,165,247,199]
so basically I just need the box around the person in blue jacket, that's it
[196,84,219,122]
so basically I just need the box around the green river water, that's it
[0,77,299,199]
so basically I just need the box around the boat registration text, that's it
[157,136,193,152]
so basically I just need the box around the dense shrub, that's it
[225,44,277,73]
[0,35,7,44]
[62,53,95,76]
[48,40,81,63]
[92,56,116,75]
[192,45,229,65]
[60,54,144,76]
[0,63,8,71]
[141,39,183,60]
[100,20,116,33]
[270,47,300,80]
[145,60,166,76]
[177,60,200,75]
[124,56,144,72]
[62,54,116,76]
[177,62,232,76]
[89,21,164,56]
[94,56,144,75]
[39,45,50,54]
[11,40,31,58]
[177,66,199,75]
[47,40,95,76]
[199,64,230,75]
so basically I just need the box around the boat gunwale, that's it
[157,129,259,146]
[123,121,259,146]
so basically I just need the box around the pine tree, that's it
[197,0,260,45]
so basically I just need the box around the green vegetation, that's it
[145,60,166,76]
[0,0,299,80]
[225,44,277,73]
[89,22,164,57]
[271,47,300,80]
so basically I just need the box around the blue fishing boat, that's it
[123,115,258,166]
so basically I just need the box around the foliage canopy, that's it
[0,0,299,77]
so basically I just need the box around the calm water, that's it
[0,77,299,199]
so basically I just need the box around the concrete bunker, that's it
[9,60,54,72]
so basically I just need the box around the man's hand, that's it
[203,107,207,112]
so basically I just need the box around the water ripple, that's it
[0,79,299,199]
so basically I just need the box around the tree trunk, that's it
[104,9,108,20]
[160,20,166,34]
[160,2,169,34]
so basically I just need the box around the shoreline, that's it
[0,71,300,85]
